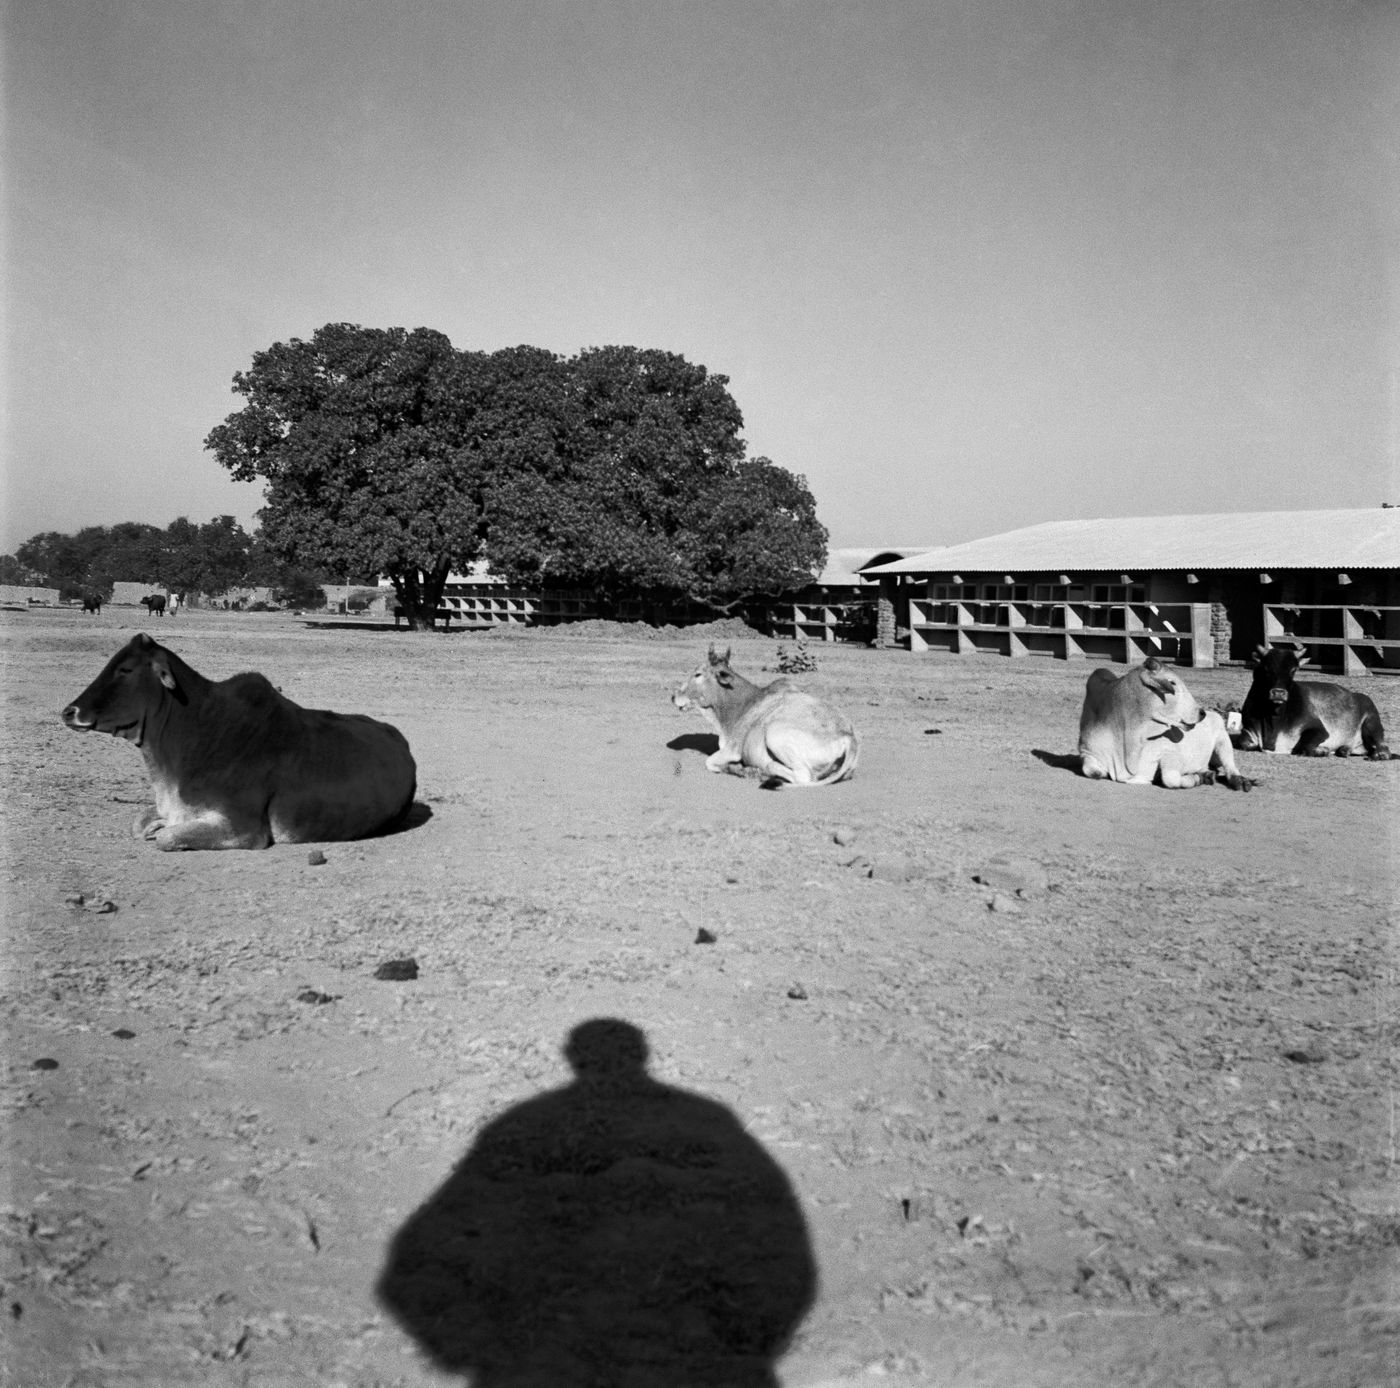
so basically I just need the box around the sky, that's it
[4,0,1398,557]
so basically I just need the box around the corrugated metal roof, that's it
[866,509,1400,575]
[812,546,936,586]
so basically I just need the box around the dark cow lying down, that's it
[62,634,416,850]
[1078,658,1253,790]
[1238,643,1391,759]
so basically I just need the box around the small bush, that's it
[776,640,818,675]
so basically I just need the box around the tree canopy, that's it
[205,324,827,628]
[205,324,484,628]
[7,515,317,602]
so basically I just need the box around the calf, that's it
[1238,644,1389,758]
[1078,658,1253,789]
[672,647,859,788]
[62,635,417,849]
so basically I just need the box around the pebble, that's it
[832,825,857,846]
[296,989,339,1005]
[374,958,419,982]
[694,928,717,945]
[307,850,327,866]
[989,893,1023,914]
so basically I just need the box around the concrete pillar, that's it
[876,577,899,648]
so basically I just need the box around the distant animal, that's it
[61,634,417,849]
[81,594,103,615]
[1237,643,1390,758]
[1077,657,1253,790]
[671,646,859,788]
[140,594,167,617]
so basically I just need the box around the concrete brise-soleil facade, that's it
[864,508,1400,674]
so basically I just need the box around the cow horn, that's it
[1252,643,1270,658]
[1293,642,1307,655]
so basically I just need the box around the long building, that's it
[865,508,1400,673]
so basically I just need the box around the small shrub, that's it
[776,640,818,675]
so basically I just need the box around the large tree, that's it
[205,323,484,629]
[207,326,827,628]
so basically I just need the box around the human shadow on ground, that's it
[1031,748,1082,774]
[667,732,719,755]
[376,1018,817,1387]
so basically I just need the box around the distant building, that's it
[0,584,61,606]
[866,508,1400,673]
[781,547,936,642]
[110,581,167,606]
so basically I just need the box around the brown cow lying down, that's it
[1077,658,1253,790]
[62,634,417,849]
[672,647,859,788]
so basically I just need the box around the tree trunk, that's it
[390,560,454,631]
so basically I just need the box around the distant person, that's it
[377,1018,816,1386]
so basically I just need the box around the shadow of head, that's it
[1031,749,1082,774]
[376,1017,816,1386]
[667,732,719,755]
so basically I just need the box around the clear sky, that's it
[5,0,1397,556]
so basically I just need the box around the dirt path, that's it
[2,609,1396,1387]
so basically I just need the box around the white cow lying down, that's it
[1078,658,1254,791]
[672,647,859,788]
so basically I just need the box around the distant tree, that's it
[92,522,164,591]
[152,515,254,598]
[17,523,162,595]
[0,554,41,586]
[205,323,484,630]
[16,530,95,590]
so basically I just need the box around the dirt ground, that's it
[2,607,1396,1388]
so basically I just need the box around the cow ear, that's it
[715,668,735,688]
[150,650,178,693]
[1139,664,1178,700]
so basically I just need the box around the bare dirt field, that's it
[2,606,1396,1388]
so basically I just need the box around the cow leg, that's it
[1292,723,1331,756]
[152,813,270,850]
[1361,712,1391,760]
[704,748,744,775]
[131,807,162,839]
[1209,733,1254,791]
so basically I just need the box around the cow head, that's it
[671,646,734,712]
[61,634,183,745]
[1249,643,1307,708]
